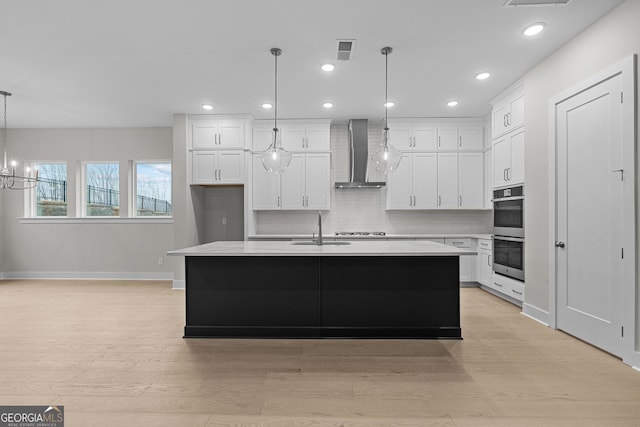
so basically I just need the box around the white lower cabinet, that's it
[252,153,330,210]
[192,150,244,185]
[477,239,492,287]
[444,238,475,282]
[491,272,524,303]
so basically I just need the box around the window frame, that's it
[131,160,173,218]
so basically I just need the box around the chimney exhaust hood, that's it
[335,119,386,189]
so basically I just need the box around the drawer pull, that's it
[512,290,523,295]
[493,282,503,287]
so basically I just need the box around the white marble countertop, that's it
[168,240,477,257]
[248,233,493,241]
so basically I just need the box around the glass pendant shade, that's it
[260,128,292,174]
[373,127,402,174]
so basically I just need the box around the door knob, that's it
[555,241,565,248]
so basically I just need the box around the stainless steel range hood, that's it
[335,119,385,189]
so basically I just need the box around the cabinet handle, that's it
[409,195,412,206]
[488,255,492,266]
[507,113,512,126]
[438,195,441,206]
[459,195,462,206]
[458,135,462,148]
[507,168,511,181]
[494,282,503,287]
[218,169,222,181]
[277,195,281,207]
[438,136,441,147]
[512,289,523,295]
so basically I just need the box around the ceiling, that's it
[0,0,625,128]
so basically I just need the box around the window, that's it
[85,162,119,217]
[34,162,68,216]
[134,162,172,216]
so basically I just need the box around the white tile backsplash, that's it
[255,124,492,235]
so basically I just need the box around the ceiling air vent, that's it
[337,39,356,61]
[504,0,571,6]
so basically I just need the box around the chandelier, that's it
[259,48,292,174]
[1,91,38,190]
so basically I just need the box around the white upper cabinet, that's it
[386,153,438,209]
[192,151,244,185]
[491,85,524,139]
[458,152,484,209]
[388,122,437,151]
[493,127,524,187]
[437,127,459,151]
[252,120,331,152]
[253,153,330,211]
[192,118,246,149]
[281,123,330,152]
[437,153,459,209]
[458,126,484,151]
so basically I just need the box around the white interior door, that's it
[555,73,623,357]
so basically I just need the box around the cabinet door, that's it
[304,153,330,209]
[437,153,459,209]
[217,151,244,184]
[437,127,458,151]
[281,126,306,151]
[252,127,273,152]
[492,101,509,139]
[192,124,218,149]
[458,126,483,151]
[305,127,331,152]
[484,150,492,209]
[493,135,510,187]
[508,128,525,184]
[386,153,413,209]
[479,250,492,286]
[280,154,306,209]
[252,155,281,210]
[458,152,484,209]
[412,125,437,151]
[508,92,524,131]
[192,151,217,184]
[460,255,475,282]
[412,153,438,209]
[217,120,244,148]
[387,125,413,151]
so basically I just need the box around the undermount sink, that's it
[290,241,351,246]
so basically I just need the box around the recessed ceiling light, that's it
[475,72,491,80]
[261,103,273,109]
[384,101,395,108]
[523,22,546,37]
[201,104,213,110]
[321,63,335,72]
[447,100,459,107]
[322,102,334,109]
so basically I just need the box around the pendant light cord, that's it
[384,49,388,131]
[274,51,278,131]
[2,93,6,152]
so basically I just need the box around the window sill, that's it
[18,217,174,224]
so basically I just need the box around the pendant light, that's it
[372,47,402,174]
[0,91,38,190]
[260,48,292,174]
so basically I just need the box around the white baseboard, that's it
[522,303,551,326]
[1,271,174,281]
[172,280,185,290]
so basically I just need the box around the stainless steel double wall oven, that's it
[492,185,524,281]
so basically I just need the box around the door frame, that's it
[548,55,637,366]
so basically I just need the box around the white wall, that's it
[255,124,493,235]
[0,127,178,279]
[523,0,638,320]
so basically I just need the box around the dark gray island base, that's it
[183,254,461,339]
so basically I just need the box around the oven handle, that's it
[494,236,524,243]
[492,196,524,202]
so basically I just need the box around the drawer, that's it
[445,238,471,248]
[506,281,525,302]
[478,239,492,250]
[492,273,525,302]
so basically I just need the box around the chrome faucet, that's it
[317,211,323,246]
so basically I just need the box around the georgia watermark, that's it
[0,406,64,427]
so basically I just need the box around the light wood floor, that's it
[1,280,639,426]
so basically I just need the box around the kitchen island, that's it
[168,240,473,339]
